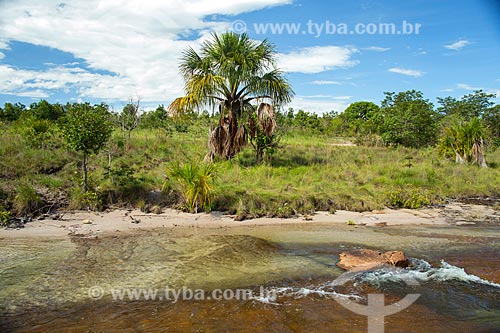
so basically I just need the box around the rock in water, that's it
[337,249,408,271]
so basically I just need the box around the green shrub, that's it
[69,187,102,211]
[0,206,11,226]
[168,161,218,213]
[14,183,41,215]
[387,185,433,209]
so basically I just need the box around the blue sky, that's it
[0,0,499,113]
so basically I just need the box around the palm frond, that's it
[257,103,277,137]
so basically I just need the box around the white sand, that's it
[0,205,459,239]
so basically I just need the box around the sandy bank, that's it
[1,202,497,239]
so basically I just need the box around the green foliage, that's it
[0,102,26,122]
[62,103,114,156]
[81,191,102,211]
[340,101,380,136]
[294,110,323,132]
[18,117,56,148]
[249,112,281,164]
[103,164,137,187]
[27,100,64,121]
[61,103,114,191]
[14,183,41,215]
[0,206,11,226]
[438,90,495,120]
[438,117,489,166]
[140,104,172,134]
[1,97,499,220]
[483,104,500,146]
[168,161,218,213]
[171,32,294,160]
[387,185,433,209]
[379,90,439,148]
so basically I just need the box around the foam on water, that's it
[359,258,500,289]
[252,258,500,305]
[250,284,362,305]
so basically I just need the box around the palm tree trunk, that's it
[226,106,239,159]
[472,139,488,168]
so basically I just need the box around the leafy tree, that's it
[61,103,114,191]
[1,102,25,122]
[140,104,171,133]
[340,101,380,135]
[379,90,438,148]
[437,96,461,117]
[438,117,488,167]
[169,32,293,160]
[27,100,64,121]
[294,110,322,132]
[483,104,500,145]
[438,90,495,120]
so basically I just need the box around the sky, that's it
[0,0,499,114]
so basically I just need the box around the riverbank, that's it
[1,207,500,333]
[1,201,498,239]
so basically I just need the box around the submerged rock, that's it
[337,249,408,271]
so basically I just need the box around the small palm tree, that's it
[169,32,294,160]
[438,117,488,167]
[168,162,217,213]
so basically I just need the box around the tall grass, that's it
[1,120,499,218]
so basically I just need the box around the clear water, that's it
[1,223,499,332]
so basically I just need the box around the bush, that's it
[0,206,11,226]
[14,183,41,215]
[168,161,218,213]
[387,185,433,209]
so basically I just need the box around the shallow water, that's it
[1,223,499,332]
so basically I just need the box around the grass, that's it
[1,120,499,218]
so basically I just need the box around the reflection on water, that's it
[1,224,500,332]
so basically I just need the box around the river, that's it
[1,221,499,332]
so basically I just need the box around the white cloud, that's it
[456,83,482,91]
[363,46,390,52]
[0,51,4,59]
[388,67,424,77]
[0,64,134,99]
[279,46,359,74]
[310,80,342,85]
[443,84,499,97]
[444,39,470,51]
[416,48,427,55]
[456,83,499,96]
[15,90,50,98]
[299,94,351,100]
[0,0,291,102]
[290,96,349,114]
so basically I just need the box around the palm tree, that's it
[438,117,488,167]
[169,32,294,160]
